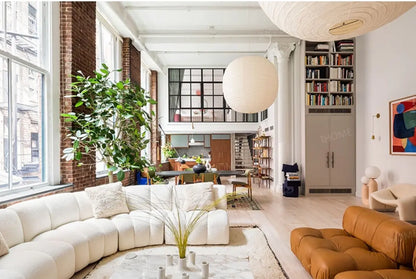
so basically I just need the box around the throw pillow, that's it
[177,182,215,211]
[0,232,9,256]
[85,182,129,218]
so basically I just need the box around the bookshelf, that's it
[252,136,272,188]
[305,39,355,107]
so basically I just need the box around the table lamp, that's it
[365,166,381,195]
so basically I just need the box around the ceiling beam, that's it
[123,5,262,11]
[154,50,266,54]
[139,33,289,39]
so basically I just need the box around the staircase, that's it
[234,135,253,170]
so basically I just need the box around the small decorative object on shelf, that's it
[157,266,165,279]
[201,261,209,279]
[252,136,272,188]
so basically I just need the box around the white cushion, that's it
[0,232,9,256]
[9,199,52,241]
[213,184,228,210]
[83,218,118,257]
[43,193,80,229]
[175,182,215,211]
[85,182,129,218]
[124,186,151,211]
[0,209,24,248]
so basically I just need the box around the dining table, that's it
[155,169,245,184]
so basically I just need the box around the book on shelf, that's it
[315,43,329,50]
[306,55,328,65]
[331,54,354,66]
[330,68,354,79]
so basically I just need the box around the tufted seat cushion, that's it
[291,206,416,279]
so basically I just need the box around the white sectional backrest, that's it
[124,186,151,211]
[213,184,227,210]
[73,191,94,220]
[150,185,173,210]
[9,199,52,242]
[0,208,24,248]
[43,193,81,229]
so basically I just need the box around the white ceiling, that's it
[98,1,292,72]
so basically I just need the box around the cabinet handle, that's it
[332,152,335,168]
[326,152,329,168]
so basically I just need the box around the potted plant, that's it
[62,64,156,182]
[162,142,178,159]
[193,156,206,174]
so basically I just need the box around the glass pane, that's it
[169,96,180,109]
[181,83,190,95]
[214,83,223,95]
[214,96,223,108]
[225,109,235,122]
[191,69,201,81]
[203,96,213,108]
[191,96,201,108]
[169,69,180,81]
[236,112,244,122]
[171,109,181,122]
[203,109,213,122]
[180,109,191,122]
[100,24,115,71]
[6,2,42,65]
[203,83,213,95]
[0,57,9,189]
[181,96,190,108]
[214,109,224,122]
[192,83,201,96]
[214,69,223,81]
[203,69,212,81]
[0,4,4,50]
[13,62,43,186]
[169,82,180,95]
[191,109,202,122]
[95,20,102,69]
[182,69,190,81]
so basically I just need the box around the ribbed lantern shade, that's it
[223,56,278,113]
[365,166,381,179]
[259,2,415,41]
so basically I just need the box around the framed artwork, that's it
[390,95,416,155]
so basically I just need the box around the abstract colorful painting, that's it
[390,95,416,155]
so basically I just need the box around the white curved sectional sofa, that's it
[0,182,229,279]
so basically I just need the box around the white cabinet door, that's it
[305,115,331,188]
[329,115,355,189]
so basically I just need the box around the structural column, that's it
[268,43,295,192]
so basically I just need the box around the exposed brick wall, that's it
[122,38,141,86]
[150,70,160,164]
[60,2,97,191]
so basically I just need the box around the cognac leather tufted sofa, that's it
[291,206,416,279]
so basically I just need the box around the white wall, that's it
[356,7,416,194]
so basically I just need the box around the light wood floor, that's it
[226,183,364,279]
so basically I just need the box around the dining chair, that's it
[231,169,253,200]
[202,172,218,184]
[179,173,196,184]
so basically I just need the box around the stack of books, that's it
[315,43,329,51]
[337,41,354,52]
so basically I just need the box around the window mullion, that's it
[7,58,13,190]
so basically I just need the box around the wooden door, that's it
[329,115,355,189]
[305,114,331,189]
[210,139,231,170]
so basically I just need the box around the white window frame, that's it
[95,11,122,178]
[0,2,60,197]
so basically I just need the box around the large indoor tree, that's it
[62,64,156,182]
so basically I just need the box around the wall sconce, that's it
[371,113,380,140]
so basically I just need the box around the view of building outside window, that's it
[0,1,46,191]
[95,17,122,177]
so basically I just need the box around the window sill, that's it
[0,184,73,206]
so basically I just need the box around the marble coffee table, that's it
[110,253,254,279]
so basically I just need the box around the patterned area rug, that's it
[72,227,288,279]
[227,194,262,210]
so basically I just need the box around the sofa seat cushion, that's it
[111,210,164,251]
[83,218,118,257]
[164,209,229,245]
[0,270,24,279]
[0,240,75,279]
[34,226,90,272]
[334,269,416,279]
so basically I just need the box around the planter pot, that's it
[178,257,188,272]
[193,164,206,174]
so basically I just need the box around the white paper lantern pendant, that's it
[223,56,278,113]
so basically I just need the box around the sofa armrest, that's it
[213,185,227,210]
[369,189,397,211]
[397,196,416,222]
